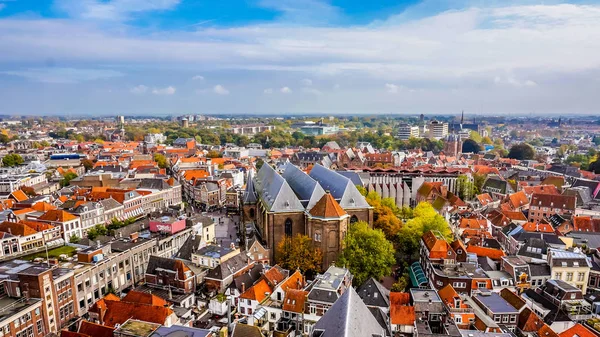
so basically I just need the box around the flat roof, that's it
[0,297,41,323]
[474,293,518,314]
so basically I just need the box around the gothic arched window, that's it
[285,218,293,237]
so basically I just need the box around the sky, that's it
[1,0,600,116]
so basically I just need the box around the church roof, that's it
[282,163,326,210]
[312,287,384,337]
[243,170,257,204]
[309,192,347,219]
[309,164,370,209]
[255,163,304,212]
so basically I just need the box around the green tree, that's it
[391,274,410,292]
[0,134,9,144]
[469,131,482,143]
[87,224,108,240]
[462,139,482,153]
[456,175,475,200]
[154,153,168,169]
[61,172,78,187]
[207,150,222,158]
[2,153,24,167]
[338,221,395,286]
[395,203,453,260]
[481,136,493,145]
[82,159,94,171]
[69,234,81,244]
[473,173,487,195]
[507,143,535,160]
[276,234,323,274]
[20,186,37,197]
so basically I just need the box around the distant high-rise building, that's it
[117,115,125,126]
[181,118,189,128]
[428,120,448,140]
[397,123,420,140]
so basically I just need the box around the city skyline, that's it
[2,0,600,115]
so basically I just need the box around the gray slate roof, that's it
[356,278,390,308]
[243,170,258,204]
[311,287,385,337]
[282,163,326,210]
[254,163,304,212]
[309,164,369,209]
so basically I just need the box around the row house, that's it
[143,256,196,308]
[547,249,591,293]
[36,210,82,241]
[72,237,156,316]
[528,193,576,223]
[192,178,227,210]
[135,178,182,214]
[472,292,520,332]
[67,202,104,236]
[87,189,144,220]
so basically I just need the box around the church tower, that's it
[242,169,258,224]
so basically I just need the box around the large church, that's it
[242,163,373,267]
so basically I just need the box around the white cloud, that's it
[56,0,181,21]
[385,83,400,93]
[494,76,538,87]
[302,87,322,96]
[263,88,274,94]
[333,84,340,90]
[301,78,313,86]
[130,85,148,94]
[213,84,229,95]
[3,3,600,113]
[0,67,123,83]
[152,86,176,95]
[191,75,204,80]
[280,87,292,94]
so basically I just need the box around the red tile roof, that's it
[390,305,415,325]
[20,220,54,232]
[0,221,38,236]
[279,270,304,292]
[31,202,57,212]
[90,300,173,327]
[121,291,167,306]
[507,191,529,209]
[10,190,28,202]
[459,218,486,230]
[389,292,410,306]
[239,279,272,302]
[522,222,554,233]
[422,231,450,259]
[78,321,115,337]
[309,192,347,218]
[466,245,505,260]
[282,289,308,313]
[558,323,595,337]
[531,193,576,210]
[476,193,494,206]
[38,210,78,222]
[263,266,286,286]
